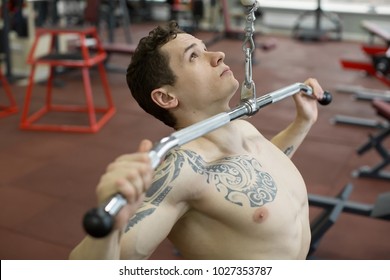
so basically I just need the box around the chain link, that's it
[242,5,256,88]
[240,3,259,114]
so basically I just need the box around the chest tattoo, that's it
[125,149,277,231]
[183,150,277,207]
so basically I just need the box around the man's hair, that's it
[126,21,185,128]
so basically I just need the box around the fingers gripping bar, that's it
[83,83,332,238]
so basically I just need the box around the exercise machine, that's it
[169,0,204,33]
[337,20,390,98]
[333,21,390,128]
[340,44,390,89]
[82,0,136,73]
[331,88,389,129]
[308,182,390,256]
[0,2,18,117]
[332,100,390,181]
[292,0,342,42]
[352,99,390,181]
[81,0,332,238]
[0,67,18,118]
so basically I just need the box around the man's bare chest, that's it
[173,149,278,208]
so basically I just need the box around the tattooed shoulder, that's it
[125,149,186,231]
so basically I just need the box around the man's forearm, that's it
[69,231,122,260]
[270,119,313,158]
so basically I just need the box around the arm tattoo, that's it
[125,151,185,231]
[126,208,155,230]
[284,145,294,156]
[182,150,277,207]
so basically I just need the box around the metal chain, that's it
[240,3,259,115]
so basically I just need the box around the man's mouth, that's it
[221,67,231,76]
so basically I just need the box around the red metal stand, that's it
[0,68,18,118]
[20,26,115,133]
[340,44,390,88]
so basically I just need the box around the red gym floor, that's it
[0,22,389,260]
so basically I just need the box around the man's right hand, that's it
[96,139,154,231]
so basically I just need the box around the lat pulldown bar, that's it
[83,83,332,238]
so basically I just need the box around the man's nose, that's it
[210,51,225,66]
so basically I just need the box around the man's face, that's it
[161,33,240,116]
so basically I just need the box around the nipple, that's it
[253,207,268,223]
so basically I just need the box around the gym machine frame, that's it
[308,182,390,256]
[331,23,390,181]
[334,20,390,105]
[292,0,342,42]
[83,1,332,238]
[353,101,390,181]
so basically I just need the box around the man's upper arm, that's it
[120,200,185,259]
[119,151,189,259]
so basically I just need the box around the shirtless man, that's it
[69,21,325,260]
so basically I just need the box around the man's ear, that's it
[151,88,178,109]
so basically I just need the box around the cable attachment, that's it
[240,80,257,116]
[240,2,259,115]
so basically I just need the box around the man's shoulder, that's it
[154,148,198,182]
[233,119,257,130]
[232,119,263,138]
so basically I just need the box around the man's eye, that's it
[190,53,198,61]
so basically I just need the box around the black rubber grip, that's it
[83,208,114,238]
[319,91,332,105]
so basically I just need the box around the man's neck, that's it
[174,106,232,131]
[182,121,248,158]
